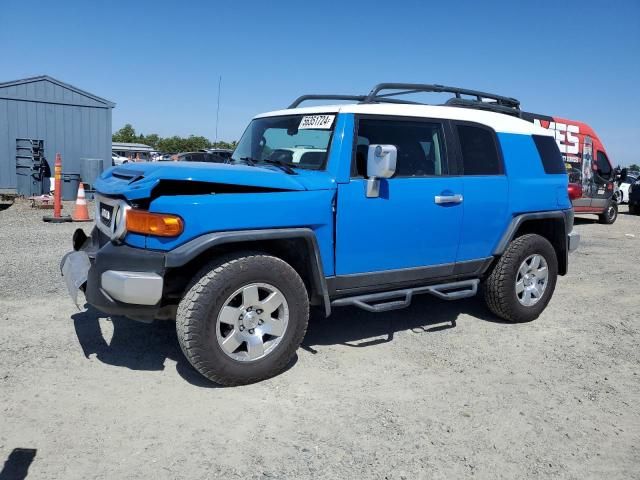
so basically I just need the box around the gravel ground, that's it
[0,199,638,479]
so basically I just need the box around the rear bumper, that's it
[61,227,168,321]
[568,232,580,253]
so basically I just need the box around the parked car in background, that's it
[166,152,229,163]
[615,174,637,204]
[522,113,618,224]
[628,179,640,214]
[111,152,128,166]
[205,148,234,160]
[265,147,327,168]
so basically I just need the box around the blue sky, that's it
[1,0,639,165]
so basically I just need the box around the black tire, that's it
[483,234,558,323]
[598,201,618,224]
[176,252,309,386]
[629,204,639,215]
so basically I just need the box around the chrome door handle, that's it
[434,194,463,205]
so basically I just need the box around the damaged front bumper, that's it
[60,227,169,322]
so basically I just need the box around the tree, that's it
[113,124,236,153]
[629,163,640,172]
[143,134,160,149]
[112,124,137,143]
[211,140,237,150]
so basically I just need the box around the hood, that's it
[95,162,335,200]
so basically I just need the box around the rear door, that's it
[591,150,614,209]
[566,132,592,210]
[451,123,509,263]
[334,116,463,287]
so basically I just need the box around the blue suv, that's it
[62,83,580,385]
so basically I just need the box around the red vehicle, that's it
[523,113,618,224]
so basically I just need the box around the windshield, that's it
[231,114,336,170]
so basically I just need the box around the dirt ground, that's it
[0,199,638,480]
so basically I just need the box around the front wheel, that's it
[176,253,309,386]
[483,234,558,323]
[598,202,618,224]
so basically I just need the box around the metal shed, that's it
[0,75,115,197]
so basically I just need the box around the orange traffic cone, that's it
[72,183,92,222]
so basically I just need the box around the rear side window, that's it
[596,151,612,177]
[457,125,502,175]
[533,135,565,174]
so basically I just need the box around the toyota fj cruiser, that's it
[62,83,580,385]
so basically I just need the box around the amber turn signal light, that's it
[126,209,184,237]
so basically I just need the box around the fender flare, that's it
[164,228,331,316]
[494,210,572,275]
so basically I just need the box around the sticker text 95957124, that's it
[299,115,335,130]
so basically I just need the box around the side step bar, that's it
[331,279,479,313]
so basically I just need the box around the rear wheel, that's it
[599,202,618,224]
[176,253,309,386]
[629,204,639,215]
[484,234,558,323]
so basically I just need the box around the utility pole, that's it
[215,76,222,146]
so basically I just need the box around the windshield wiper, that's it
[236,156,258,166]
[260,159,297,175]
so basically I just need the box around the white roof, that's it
[256,103,552,137]
[112,142,154,152]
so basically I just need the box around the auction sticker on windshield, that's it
[299,115,335,129]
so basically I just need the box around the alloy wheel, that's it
[515,254,549,307]
[216,283,289,362]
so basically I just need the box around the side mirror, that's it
[366,144,397,198]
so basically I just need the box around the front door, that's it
[334,117,463,289]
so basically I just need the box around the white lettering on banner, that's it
[533,119,580,154]
[566,125,579,154]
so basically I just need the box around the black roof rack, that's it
[288,82,521,116]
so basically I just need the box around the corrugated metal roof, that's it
[112,142,154,152]
[0,75,115,107]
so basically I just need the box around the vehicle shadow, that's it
[302,294,502,353]
[0,448,37,480]
[71,306,298,388]
[72,307,219,387]
[71,297,498,382]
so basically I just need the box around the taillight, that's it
[568,183,583,201]
[126,210,184,237]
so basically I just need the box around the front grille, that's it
[99,203,114,227]
[94,194,130,241]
